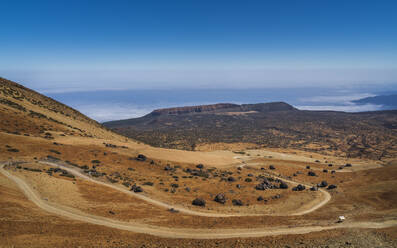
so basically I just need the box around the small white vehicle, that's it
[337,216,345,223]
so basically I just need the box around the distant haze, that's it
[47,87,393,122]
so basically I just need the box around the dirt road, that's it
[40,160,330,217]
[1,162,396,239]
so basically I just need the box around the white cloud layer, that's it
[296,104,383,112]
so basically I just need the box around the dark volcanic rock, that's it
[318,181,328,187]
[232,199,243,206]
[279,181,288,189]
[136,154,147,161]
[214,193,227,204]
[227,176,236,182]
[131,184,143,193]
[292,184,306,191]
[327,184,337,190]
[310,186,318,191]
[192,198,206,207]
[308,171,316,176]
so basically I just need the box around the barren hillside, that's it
[105,102,397,160]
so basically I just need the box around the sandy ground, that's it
[1,162,396,240]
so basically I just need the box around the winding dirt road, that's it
[1,162,396,239]
[39,160,330,217]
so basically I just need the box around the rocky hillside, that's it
[104,102,397,160]
[0,77,120,140]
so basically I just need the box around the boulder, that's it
[136,154,147,161]
[214,193,227,204]
[232,199,243,206]
[327,184,337,190]
[192,198,206,207]
[131,184,143,193]
[292,184,306,191]
[318,181,328,187]
[279,181,288,189]
[227,176,236,182]
[308,171,316,176]
[255,183,267,190]
[310,186,318,191]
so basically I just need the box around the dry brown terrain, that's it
[1,77,397,247]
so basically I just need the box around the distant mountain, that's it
[104,101,397,160]
[353,94,397,110]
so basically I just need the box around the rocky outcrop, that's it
[150,103,240,116]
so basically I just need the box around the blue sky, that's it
[1,0,397,91]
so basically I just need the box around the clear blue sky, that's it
[1,0,397,91]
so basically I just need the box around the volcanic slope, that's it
[104,102,397,161]
[1,77,397,247]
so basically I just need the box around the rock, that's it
[279,181,288,189]
[292,184,306,191]
[109,210,115,215]
[232,199,243,206]
[131,184,143,193]
[257,196,264,201]
[247,173,254,177]
[306,165,311,169]
[236,184,241,189]
[310,186,318,191]
[237,167,242,171]
[255,183,267,190]
[227,176,236,182]
[136,154,147,161]
[196,164,204,169]
[331,170,336,174]
[245,178,252,182]
[308,171,316,176]
[318,181,328,187]
[168,208,179,213]
[269,165,275,170]
[214,193,227,204]
[192,198,206,207]
[164,165,172,171]
[345,163,352,167]
[323,169,328,173]
[185,187,191,192]
[122,182,131,187]
[272,194,281,199]
[327,184,337,190]
[328,164,333,167]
